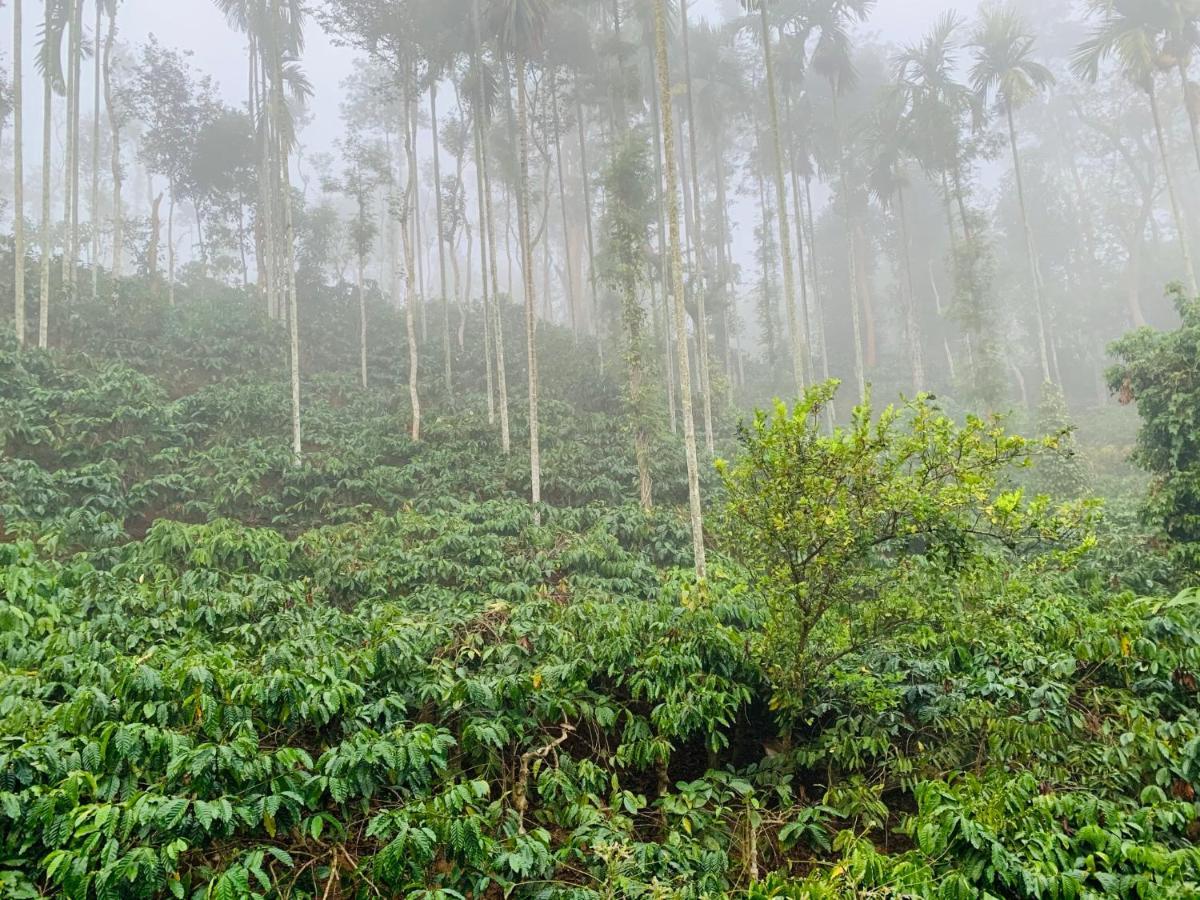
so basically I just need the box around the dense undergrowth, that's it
[2,283,1200,898]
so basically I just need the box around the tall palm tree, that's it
[809,0,876,398]
[491,0,551,514]
[1074,0,1199,295]
[894,13,973,380]
[654,0,706,580]
[227,0,308,459]
[1144,0,1200,175]
[970,4,1056,384]
[13,0,25,346]
[741,0,806,398]
[866,87,924,393]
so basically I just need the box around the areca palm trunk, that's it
[266,2,302,461]
[896,187,925,393]
[402,70,421,441]
[473,0,509,450]
[429,81,452,395]
[758,1,805,397]
[90,0,101,299]
[471,88,495,424]
[1178,61,1200,178]
[39,21,53,350]
[68,0,83,296]
[680,0,715,453]
[549,70,577,336]
[515,53,541,513]
[13,0,25,346]
[647,41,677,436]
[1004,99,1051,384]
[1147,82,1198,295]
[576,96,600,345]
[833,95,866,397]
[357,199,368,389]
[104,1,122,294]
[654,0,706,580]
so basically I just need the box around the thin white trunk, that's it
[14,0,25,346]
[654,0,706,579]
[517,55,541,512]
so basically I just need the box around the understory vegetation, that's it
[1,283,1199,899]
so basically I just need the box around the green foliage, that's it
[1108,288,1200,573]
[0,283,1197,897]
[717,381,1094,705]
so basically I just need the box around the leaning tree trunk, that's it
[516,53,542,514]
[1148,82,1199,295]
[654,0,706,580]
[13,0,25,346]
[760,1,806,397]
[1178,61,1200,179]
[1005,100,1051,385]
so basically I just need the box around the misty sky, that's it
[7,0,991,166]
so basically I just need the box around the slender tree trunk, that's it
[549,71,578,336]
[485,146,511,452]
[1148,83,1198,295]
[358,203,368,389]
[148,189,161,284]
[68,0,82,296]
[654,0,706,580]
[167,192,176,306]
[833,95,865,397]
[430,81,452,395]
[470,0,497,429]
[516,54,542,514]
[804,177,833,393]
[760,3,805,396]
[1005,100,1051,384]
[62,0,76,297]
[786,145,815,385]
[896,188,925,393]
[268,7,302,462]
[410,103,427,343]
[402,73,421,440]
[13,0,25,346]
[681,0,715,452]
[1178,61,1200,179]
[576,96,600,347]
[647,42,677,436]
[39,43,51,350]
[105,3,122,296]
[90,0,101,299]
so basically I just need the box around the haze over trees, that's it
[2,0,1200,896]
